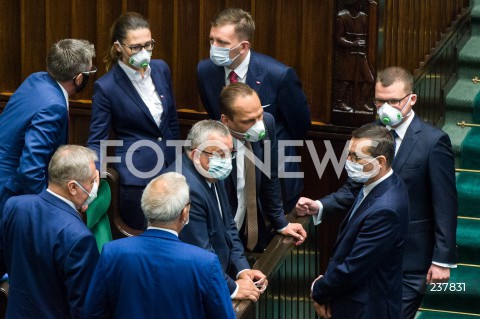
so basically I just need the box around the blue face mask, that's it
[210,43,242,67]
[208,156,233,180]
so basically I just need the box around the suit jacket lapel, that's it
[246,51,265,93]
[392,116,421,173]
[113,64,159,128]
[333,175,394,251]
[150,65,172,133]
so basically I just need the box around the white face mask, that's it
[117,41,151,69]
[208,156,233,180]
[344,158,379,183]
[75,181,98,206]
[377,94,412,126]
[230,121,267,142]
[210,43,242,67]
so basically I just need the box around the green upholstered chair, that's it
[86,178,113,252]
[105,167,143,239]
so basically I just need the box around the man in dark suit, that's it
[219,83,306,252]
[83,172,235,319]
[297,124,410,319]
[197,8,311,213]
[0,145,100,318]
[298,67,458,319]
[0,39,96,214]
[166,120,267,301]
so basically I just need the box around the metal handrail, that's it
[456,168,480,173]
[457,121,480,128]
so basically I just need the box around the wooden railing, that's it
[234,214,317,319]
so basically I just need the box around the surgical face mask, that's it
[75,180,98,206]
[230,120,267,142]
[377,94,412,126]
[117,41,151,69]
[208,156,233,180]
[344,158,379,183]
[210,43,242,67]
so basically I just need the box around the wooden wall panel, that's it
[300,0,334,123]
[0,1,20,92]
[0,0,471,126]
[21,0,47,79]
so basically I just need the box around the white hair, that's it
[48,145,97,185]
[186,119,230,151]
[141,172,190,224]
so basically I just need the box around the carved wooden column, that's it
[331,0,378,127]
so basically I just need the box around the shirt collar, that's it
[46,188,77,211]
[224,50,250,81]
[363,169,393,196]
[147,226,179,237]
[56,81,69,109]
[386,110,415,140]
[119,60,151,81]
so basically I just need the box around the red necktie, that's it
[229,71,238,84]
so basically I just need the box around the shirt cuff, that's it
[432,261,457,268]
[231,282,239,299]
[312,200,323,226]
[236,268,249,279]
[276,223,288,233]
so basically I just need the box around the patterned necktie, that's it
[244,141,258,251]
[229,71,238,84]
[210,183,222,218]
[390,129,399,155]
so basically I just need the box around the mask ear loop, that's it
[115,41,130,59]
[400,94,414,119]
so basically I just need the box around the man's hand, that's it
[239,269,267,284]
[426,264,450,284]
[296,197,320,217]
[279,223,307,245]
[235,278,261,302]
[313,301,332,319]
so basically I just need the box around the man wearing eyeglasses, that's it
[297,66,457,319]
[0,38,96,214]
[166,119,268,302]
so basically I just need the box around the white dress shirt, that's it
[119,61,163,126]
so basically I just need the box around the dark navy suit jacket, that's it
[313,173,409,319]
[0,72,68,212]
[166,154,250,293]
[321,115,458,272]
[83,229,235,319]
[224,113,289,250]
[197,50,311,209]
[0,191,99,318]
[87,60,180,186]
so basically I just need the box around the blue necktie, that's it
[348,188,365,222]
[390,129,399,155]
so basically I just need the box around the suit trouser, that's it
[402,271,428,319]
